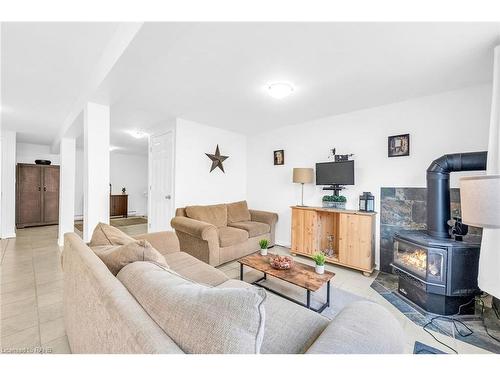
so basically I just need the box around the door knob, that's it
[165,195,171,200]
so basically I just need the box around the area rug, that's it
[371,272,500,354]
[241,272,367,320]
[74,217,148,232]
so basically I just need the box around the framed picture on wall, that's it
[388,134,410,157]
[274,150,285,165]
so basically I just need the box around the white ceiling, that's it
[1,22,120,144]
[3,22,500,155]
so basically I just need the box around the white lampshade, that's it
[460,175,500,228]
[293,168,314,184]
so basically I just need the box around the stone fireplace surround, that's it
[379,187,482,274]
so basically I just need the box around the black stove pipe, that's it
[426,151,488,238]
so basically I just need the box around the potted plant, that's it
[312,252,326,274]
[259,239,269,256]
[322,195,347,209]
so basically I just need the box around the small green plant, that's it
[259,239,269,250]
[312,252,326,266]
[322,195,347,202]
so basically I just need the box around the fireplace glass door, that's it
[393,240,427,279]
[393,239,446,283]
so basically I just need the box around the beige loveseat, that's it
[171,201,278,266]
[62,230,405,354]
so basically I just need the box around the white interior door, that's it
[149,131,174,232]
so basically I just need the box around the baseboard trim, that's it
[1,232,17,239]
[275,240,291,248]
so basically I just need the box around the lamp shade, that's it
[460,175,500,228]
[293,168,314,184]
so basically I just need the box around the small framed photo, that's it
[274,150,285,165]
[388,134,410,157]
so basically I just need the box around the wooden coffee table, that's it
[238,253,335,313]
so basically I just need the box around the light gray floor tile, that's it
[39,317,65,344]
[0,325,40,349]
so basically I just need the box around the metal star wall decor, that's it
[205,144,229,173]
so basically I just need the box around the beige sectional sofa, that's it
[62,230,406,354]
[171,201,278,266]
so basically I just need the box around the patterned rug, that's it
[74,217,147,232]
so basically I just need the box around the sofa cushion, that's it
[92,240,168,276]
[217,279,329,354]
[117,261,267,354]
[228,221,271,238]
[89,222,135,247]
[305,301,405,354]
[218,226,249,247]
[164,252,228,286]
[227,200,251,223]
[185,204,228,227]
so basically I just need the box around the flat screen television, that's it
[316,160,355,186]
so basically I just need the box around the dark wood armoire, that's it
[16,163,60,228]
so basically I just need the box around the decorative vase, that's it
[260,248,268,256]
[315,264,325,274]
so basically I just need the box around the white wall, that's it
[74,149,148,218]
[247,84,492,267]
[110,152,148,216]
[58,137,76,246]
[16,142,60,165]
[1,130,17,238]
[75,148,84,218]
[174,118,247,208]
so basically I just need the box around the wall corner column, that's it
[83,103,110,242]
[58,137,76,246]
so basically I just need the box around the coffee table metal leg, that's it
[326,280,330,307]
[240,263,243,281]
[306,290,311,308]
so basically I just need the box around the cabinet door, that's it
[291,209,318,255]
[302,210,318,255]
[339,214,372,270]
[17,165,43,225]
[291,209,305,254]
[42,167,60,223]
[110,196,116,216]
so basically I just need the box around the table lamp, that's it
[460,174,500,313]
[293,168,314,207]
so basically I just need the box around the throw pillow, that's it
[93,240,168,275]
[117,261,266,354]
[227,200,251,223]
[89,222,135,247]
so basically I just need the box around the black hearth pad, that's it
[371,272,500,354]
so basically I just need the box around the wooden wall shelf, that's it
[290,206,376,276]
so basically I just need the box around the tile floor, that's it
[1,224,492,354]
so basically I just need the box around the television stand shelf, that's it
[290,206,376,276]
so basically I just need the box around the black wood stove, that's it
[391,151,487,315]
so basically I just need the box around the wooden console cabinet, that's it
[110,194,128,218]
[290,206,376,276]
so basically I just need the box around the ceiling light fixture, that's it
[125,129,148,139]
[266,82,295,99]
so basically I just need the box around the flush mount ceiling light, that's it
[266,82,295,99]
[125,129,148,139]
